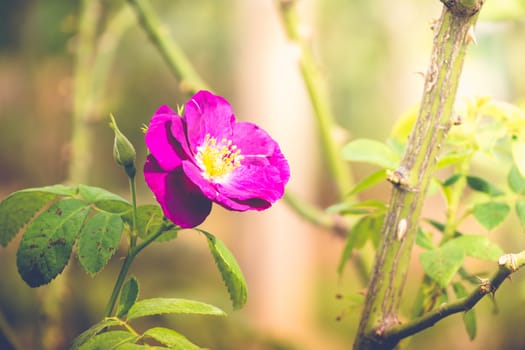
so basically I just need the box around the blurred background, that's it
[1,0,525,349]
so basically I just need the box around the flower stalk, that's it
[277,0,353,198]
[103,219,177,317]
[126,0,209,94]
[353,2,484,349]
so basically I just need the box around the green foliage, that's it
[466,176,504,196]
[338,213,384,276]
[347,169,388,197]
[0,185,76,247]
[340,97,525,337]
[70,318,122,350]
[450,235,503,261]
[143,327,203,349]
[453,282,477,340]
[420,244,465,288]
[416,228,435,250]
[78,330,138,350]
[515,201,525,231]
[0,184,131,287]
[198,229,248,310]
[117,276,140,318]
[507,165,525,195]
[472,202,510,231]
[126,298,226,320]
[73,297,224,349]
[135,204,178,241]
[418,233,502,288]
[2,181,247,347]
[77,184,131,214]
[341,138,400,169]
[77,212,124,275]
[16,198,90,287]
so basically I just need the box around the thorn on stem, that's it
[498,253,519,272]
[397,219,408,240]
[465,25,477,45]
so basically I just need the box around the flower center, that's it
[196,134,243,182]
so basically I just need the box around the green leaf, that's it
[326,199,386,216]
[136,205,178,241]
[451,280,477,339]
[78,330,137,350]
[442,173,462,187]
[16,198,90,287]
[473,202,510,231]
[389,104,418,143]
[144,327,202,350]
[436,149,473,169]
[200,230,248,310]
[341,138,400,169]
[463,309,477,340]
[22,184,78,196]
[452,281,468,298]
[70,318,122,350]
[337,214,384,275]
[117,344,167,350]
[448,235,503,261]
[126,298,226,321]
[515,200,525,232]
[78,184,131,214]
[0,185,77,246]
[427,219,446,233]
[508,165,525,195]
[466,176,504,196]
[347,169,388,196]
[416,228,435,250]
[511,139,525,177]
[117,276,140,318]
[419,245,465,288]
[77,212,124,275]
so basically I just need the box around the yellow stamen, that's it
[196,134,243,182]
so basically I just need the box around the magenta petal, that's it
[145,105,185,171]
[184,91,235,151]
[181,160,256,211]
[232,122,275,157]
[144,156,212,228]
[218,165,285,204]
[232,122,290,182]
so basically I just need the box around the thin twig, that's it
[276,0,354,198]
[383,251,525,343]
[126,0,210,94]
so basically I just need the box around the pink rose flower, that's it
[144,91,290,228]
